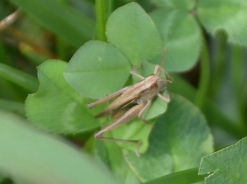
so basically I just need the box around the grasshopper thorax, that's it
[144,75,166,92]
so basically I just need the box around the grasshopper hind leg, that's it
[94,135,142,157]
[94,103,145,156]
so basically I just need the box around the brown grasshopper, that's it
[87,59,172,156]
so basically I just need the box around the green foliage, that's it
[0,0,247,184]
[106,3,162,66]
[8,0,95,47]
[26,60,99,134]
[0,110,117,184]
[198,0,247,45]
[143,168,207,184]
[199,137,247,183]
[64,40,131,99]
[151,0,196,10]
[0,63,38,92]
[124,95,213,182]
[150,9,201,71]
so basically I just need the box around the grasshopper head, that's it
[156,79,166,92]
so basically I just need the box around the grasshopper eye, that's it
[156,79,166,91]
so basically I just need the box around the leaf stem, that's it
[95,0,107,41]
[195,38,210,108]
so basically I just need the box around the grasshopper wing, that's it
[95,80,148,118]
[87,86,129,109]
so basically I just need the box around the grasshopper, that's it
[87,58,172,156]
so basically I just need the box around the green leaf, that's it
[0,110,118,184]
[95,142,140,184]
[199,137,247,184]
[198,0,247,46]
[111,118,154,154]
[26,60,99,134]
[150,9,201,71]
[64,40,131,99]
[9,0,95,47]
[93,116,153,154]
[169,75,246,139]
[0,171,7,182]
[106,2,162,65]
[124,95,213,182]
[151,0,196,10]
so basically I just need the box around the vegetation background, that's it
[0,0,246,184]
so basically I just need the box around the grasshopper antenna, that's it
[160,48,167,67]
[159,48,173,82]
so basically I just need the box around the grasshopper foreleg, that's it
[137,100,153,126]
[158,92,170,103]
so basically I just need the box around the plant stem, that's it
[195,38,210,109]
[208,32,227,99]
[231,45,247,129]
[96,0,107,41]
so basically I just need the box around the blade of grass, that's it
[0,78,25,101]
[142,167,207,184]
[0,10,20,31]
[7,27,56,58]
[19,43,49,65]
[0,63,38,92]
[9,0,95,47]
[0,39,9,65]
